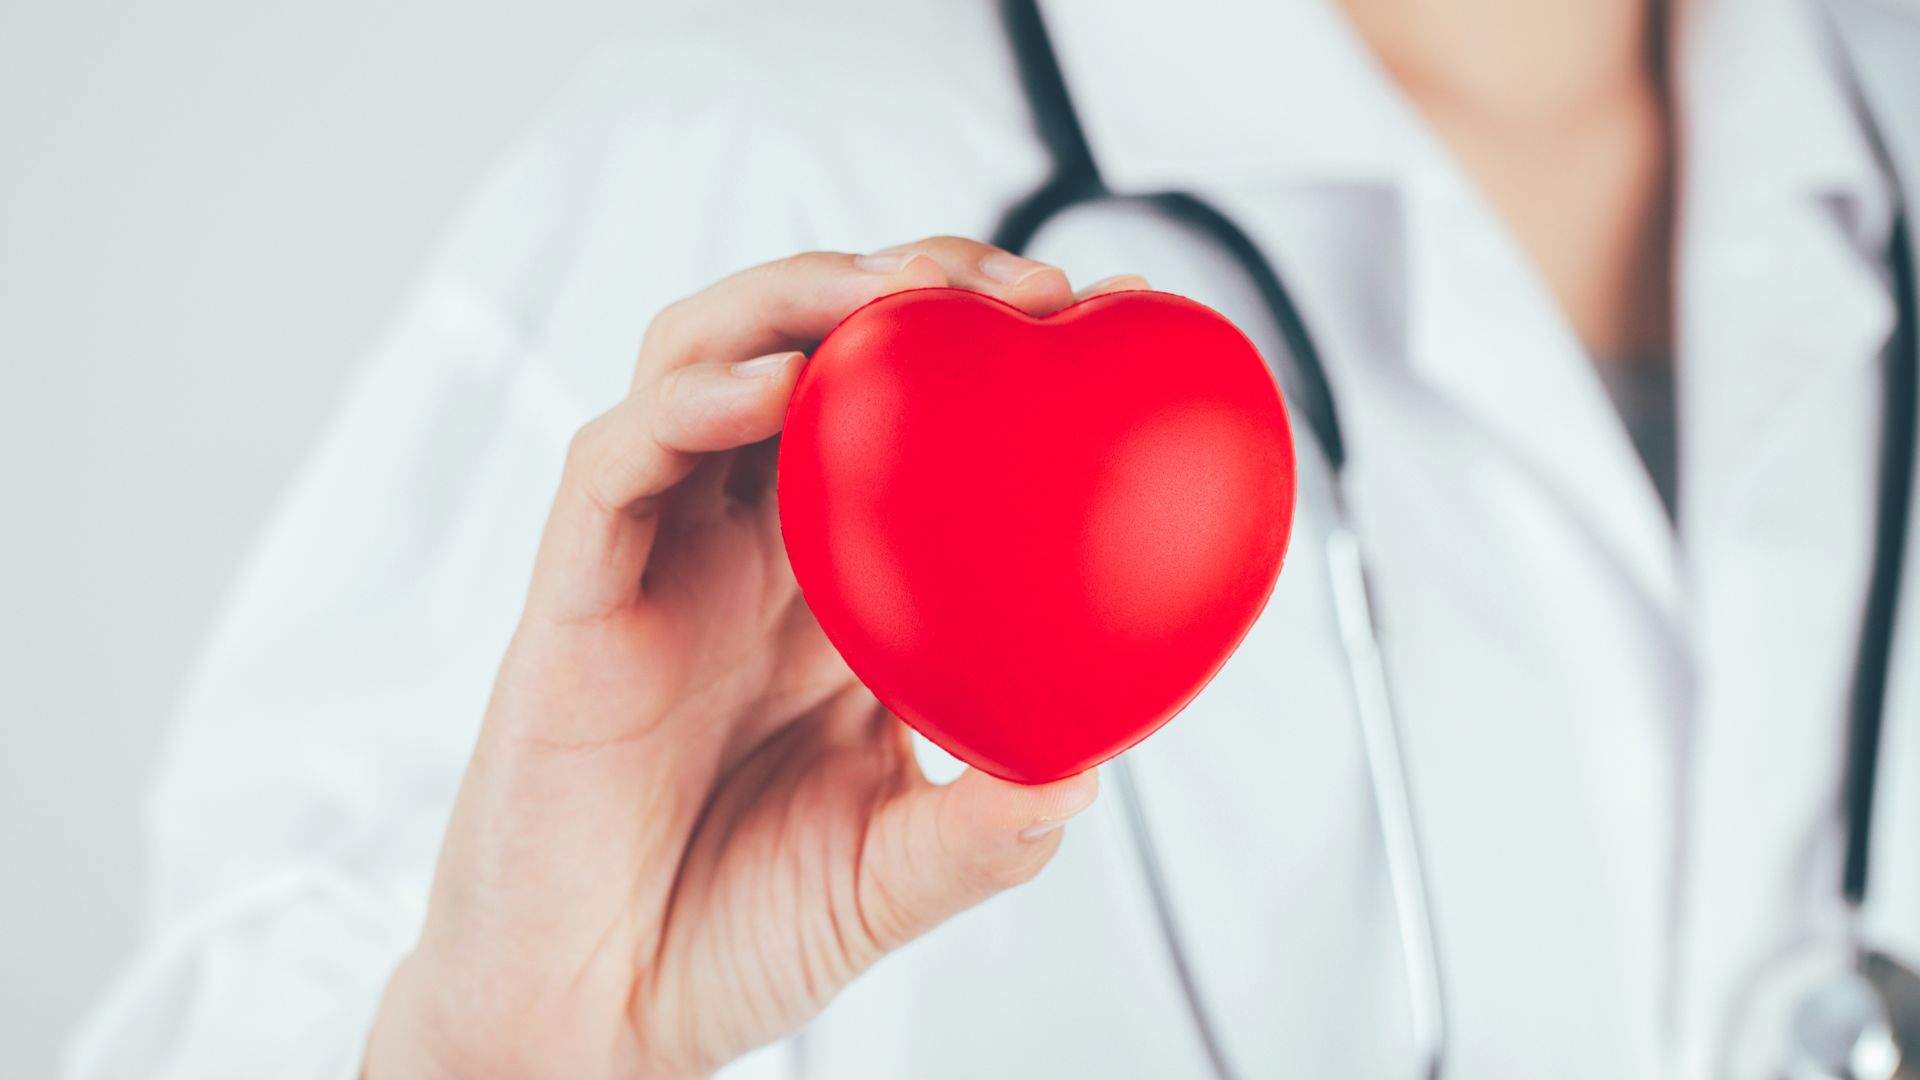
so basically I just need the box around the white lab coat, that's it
[66,0,1920,1077]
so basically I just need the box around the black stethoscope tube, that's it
[1844,206,1915,910]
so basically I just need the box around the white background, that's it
[0,3,632,1074]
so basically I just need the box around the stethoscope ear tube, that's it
[1324,518,1448,1080]
[1840,210,1917,912]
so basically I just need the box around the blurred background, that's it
[0,2,633,1073]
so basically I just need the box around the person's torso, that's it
[517,2,1920,1075]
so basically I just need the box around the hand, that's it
[363,238,1151,1079]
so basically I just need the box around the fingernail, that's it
[1086,274,1149,292]
[730,351,801,378]
[855,251,916,273]
[1018,820,1067,843]
[980,252,1052,285]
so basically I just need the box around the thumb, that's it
[858,765,1100,954]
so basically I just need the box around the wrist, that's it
[363,951,715,1080]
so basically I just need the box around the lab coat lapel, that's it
[1392,168,1686,626]
[1677,0,1900,526]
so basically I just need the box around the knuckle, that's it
[563,419,605,474]
[563,423,622,515]
[564,428,628,517]
[639,296,694,357]
[775,249,837,274]
[653,292,697,329]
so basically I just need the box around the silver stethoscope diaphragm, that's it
[1786,964,1901,1080]
[1726,937,1920,1080]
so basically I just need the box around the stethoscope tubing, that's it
[1324,517,1448,1080]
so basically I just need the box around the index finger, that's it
[635,250,948,383]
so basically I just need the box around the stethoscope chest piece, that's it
[1734,943,1920,1080]
[1788,963,1900,1080]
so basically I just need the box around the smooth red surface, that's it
[778,288,1296,784]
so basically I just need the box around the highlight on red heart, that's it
[778,287,1297,784]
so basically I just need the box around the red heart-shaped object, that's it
[778,288,1296,784]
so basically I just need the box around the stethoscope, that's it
[988,2,1919,1078]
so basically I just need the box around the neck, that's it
[1339,0,1677,357]
[1339,0,1668,129]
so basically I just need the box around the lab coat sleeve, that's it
[59,26,826,1080]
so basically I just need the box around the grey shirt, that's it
[1594,358,1678,519]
